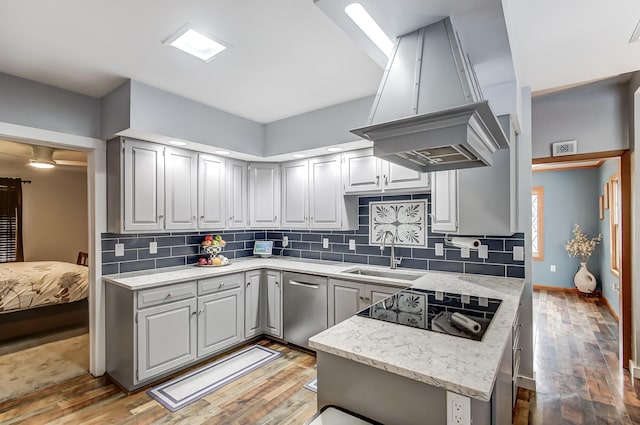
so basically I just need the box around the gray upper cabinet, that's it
[249,163,281,228]
[309,154,344,229]
[342,149,429,194]
[165,147,198,230]
[281,159,309,229]
[431,170,458,233]
[227,159,249,229]
[108,138,165,233]
[198,154,226,230]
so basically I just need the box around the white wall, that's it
[0,159,88,263]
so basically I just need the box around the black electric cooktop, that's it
[356,287,502,341]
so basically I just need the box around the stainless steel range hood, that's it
[350,18,508,172]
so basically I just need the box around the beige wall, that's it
[0,159,88,263]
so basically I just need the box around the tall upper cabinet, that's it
[198,154,226,230]
[249,163,281,228]
[226,159,248,229]
[165,147,198,230]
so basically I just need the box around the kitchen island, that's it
[309,272,524,425]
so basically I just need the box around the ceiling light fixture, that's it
[169,140,187,146]
[327,147,343,152]
[28,159,55,169]
[344,3,393,57]
[215,150,230,155]
[630,19,640,43]
[291,154,306,158]
[164,25,228,62]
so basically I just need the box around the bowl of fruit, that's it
[196,234,231,267]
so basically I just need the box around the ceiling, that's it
[0,140,87,169]
[0,0,638,124]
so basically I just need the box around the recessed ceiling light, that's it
[344,3,393,57]
[215,150,230,155]
[165,25,228,62]
[169,140,187,146]
[28,159,55,169]
[291,154,306,158]
[327,147,343,152]
[630,19,640,43]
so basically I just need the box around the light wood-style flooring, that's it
[530,290,640,424]
[0,340,317,425]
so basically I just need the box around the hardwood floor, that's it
[530,290,640,424]
[0,340,317,425]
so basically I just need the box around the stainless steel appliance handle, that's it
[287,280,320,289]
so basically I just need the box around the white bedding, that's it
[0,261,89,313]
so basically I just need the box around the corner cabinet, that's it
[328,279,399,327]
[227,159,249,229]
[249,163,281,228]
[342,149,430,194]
[244,270,282,339]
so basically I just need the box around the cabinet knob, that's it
[166,292,173,298]
[192,216,196,220]
[274,216,277,221]
[275,281,279,286]
[191,311,197,316]
[219,282,225,288]
[198,309,204,315]
[158,215,164,219]
[247,282,251,286]
[376,175,380,185]
[384,175,388,185]
[200,215,205,219]
[359,296,364,300]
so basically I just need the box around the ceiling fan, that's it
[0,140,87,168]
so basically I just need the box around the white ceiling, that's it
[0,0,638,124]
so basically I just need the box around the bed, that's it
[0,261,89,341]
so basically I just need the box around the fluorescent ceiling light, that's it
[631,19,640,43]
[291,154,306,158]
[165,25,227,62]
[215,150,230,155]
[327,147,343,152]
[28,159,55,169]
[169,140,187,146]
[344,3,393,57]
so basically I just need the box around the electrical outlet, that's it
[478,245,488,259]
[447,391,471,425]
[282,236,289,247]
[115,243,124,257]
[149,241,157,254]
[349,239,356,250]
[513,246,524,261]
[550,265,556,272]
[322,238,329,249]
[461,294,470,304]
[435,243,444,256]
[613,281,620,291]
[435,291,444,301]
[460,247,470,258]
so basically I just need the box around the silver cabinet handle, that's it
[191,311,197,316]
[359,296,365,301]
[200,215,205,219]
[219,282,225,288]
[159,215,164,219]
[274,216,277,221]
[198,308,204,315]
[275,281,279,286]
[376,175,380,185]
[384,175,388,185]
[166,292,173,298]
[192,216,196,220]
[247,281,251,286]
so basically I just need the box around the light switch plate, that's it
[460,247,470,258]
[478,245,488,259]
[115,243,124,257]
[513,246,524,261]
[149,241,157,254]
[550,265,556,272]
[322,238,329,249]
[349,239,356,250]
[435,243,444,256]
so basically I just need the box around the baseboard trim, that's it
[533,284,578,293]
[599,294,620,322]
[533,285,620,321]
[516,374,536,391]
[630,360,640,382]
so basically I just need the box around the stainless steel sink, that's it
[342,267,423,281]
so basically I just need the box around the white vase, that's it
[574,261,596,293]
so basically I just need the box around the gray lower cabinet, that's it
[198,287,243,358]
[244,269,282,339]
[328,279,399,327]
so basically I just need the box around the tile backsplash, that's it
[101,193,525,278]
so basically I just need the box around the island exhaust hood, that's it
[350,18,508,172]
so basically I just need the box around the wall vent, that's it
[552,140,577,157]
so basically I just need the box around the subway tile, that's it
[356,225,369,235]
[115,234,141,240]
[119,259,156,273]
[428,260,463,273]
[507,266,525,278]
[156,236,186,247]
[411,193,429,200]
[344,254,368,264]
[412,248,436,259]
[223,251,236,260]
[309,242,325,251]
[331,243,351,253]
[330,230,357,235]
[170,231,200,236]
[267,232,283,240]
[102,263,119,275]
[321,252,343,262]
[187,254,202,264]
[445,249,483,263]
[101,239,116,251]
[398,258,427,270]
[487,252,524,265]
[187,235,204,245]
[382,194,412,201]
[283,232,302,241]
[102,232,125,239]
[359,196,381,205]
[324,234,344,243]
[480,239,505,251]
[368,256,389,267]
[172,245,199,256]
[236,249,254,258]
[292,242,311,251]
[301,233,322,242]
[254,232,266,240]
[358,215,369,225]
[465,263,506,277]
[505,239,525,251]
[356,245,385,256]
[157,257,186,268]
[245,241,255,249]
[138,247,171,259]
[359,206,369,216]
[283,249,301,258]
[102,249,137,263]
[351,235,369,245]
[235,232,254,241]
[395,247,412,258]
[301,251,321,260]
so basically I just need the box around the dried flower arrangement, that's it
[565,224,602,263]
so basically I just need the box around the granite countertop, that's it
[103,257,524,401]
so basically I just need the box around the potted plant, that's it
[565,224,602,294]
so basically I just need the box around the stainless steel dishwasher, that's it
[283,272,328,350]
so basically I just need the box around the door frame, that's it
[532,149,631,367]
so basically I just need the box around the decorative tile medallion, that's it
[369,200,426,247]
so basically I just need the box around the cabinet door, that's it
[309,154,342,229]
[198,287,243,358]
[281,160,309,229]
[431,170,458,233]
[264,271,282,337]
[165,148,198,230]
[342,150,381,193]
[227,159,248,229]
[198,154,226,229]
[249,163,281,228]
[244,271,262,338]
[328,280,365,327]
[383,161,430,191]
[367,284,399,305]
[137,298,196,382]
[123,140,165,232]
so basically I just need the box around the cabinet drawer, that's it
[137,282,197,309]
[198,273,243,295]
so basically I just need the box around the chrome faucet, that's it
[381,230,402,269]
